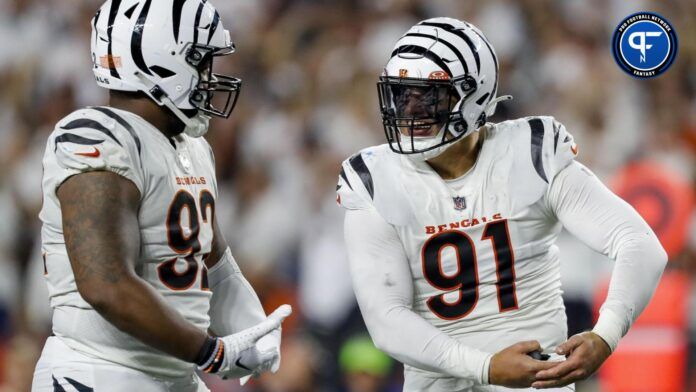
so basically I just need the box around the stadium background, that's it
[0,0,694,390]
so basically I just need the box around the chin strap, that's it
[133,71,210,137]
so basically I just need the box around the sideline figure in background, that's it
[337,17,667,391]
[32,1,291,390]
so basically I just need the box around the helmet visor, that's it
[378,76,461,154]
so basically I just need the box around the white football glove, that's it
[228,335,279,379]
[199,304,291,379]
[239,326,282,385]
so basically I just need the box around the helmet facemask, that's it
[377,17,511,160]
[185,43,241,119]
[378,75,478,156]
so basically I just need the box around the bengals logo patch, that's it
[399,69,408,78]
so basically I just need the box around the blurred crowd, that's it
[0,0,694,391]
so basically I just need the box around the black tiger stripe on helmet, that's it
[105,0,123,79]
[207,10,220,45]
[401,31,470,75]
[390,45,454,78]
[173,0,186,42]
[192,0,208,45]
[418,21,482,74]
[131,0,154,76]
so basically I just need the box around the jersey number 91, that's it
[422,219,518,320]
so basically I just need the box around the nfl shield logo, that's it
[453,196,467,211]
[176,151,192,173]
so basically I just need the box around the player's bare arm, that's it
[59,170,208,362]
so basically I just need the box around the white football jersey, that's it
[337,116,577,383]
[39,106,217,378]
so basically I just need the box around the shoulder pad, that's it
[487,116,577,210]
[525,116,577,183]
[336,145,414,226]
[50,108,145,193]
[336,150,377,210]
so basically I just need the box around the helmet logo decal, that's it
[399,69,409,78]
[428,71,449,80]
[99,55,122,70]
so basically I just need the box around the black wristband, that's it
[194,336,218,367]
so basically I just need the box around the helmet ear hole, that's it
[461,75,477,93]
[188,50,203,64]
[454,119,467,134]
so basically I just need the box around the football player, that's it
[32,1,291,390]
[337,17,667,391]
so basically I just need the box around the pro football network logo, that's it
[612,12,678,78]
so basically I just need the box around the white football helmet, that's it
[91,0,241,137]
[378,17,511,160]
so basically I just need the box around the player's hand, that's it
[226,338,279,379]
[489,340,558,388]
[239,326,283,385]
[215,304,292,379]
[256,327,282,372]
[532,332,611,389]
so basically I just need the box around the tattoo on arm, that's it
[59,171,141,290]
[58,171,208,362]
